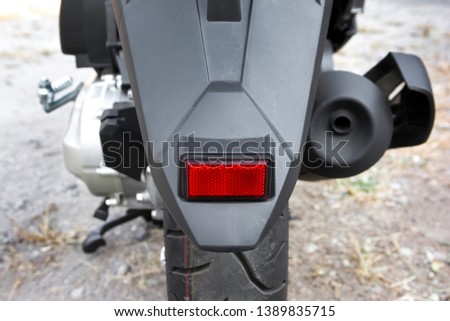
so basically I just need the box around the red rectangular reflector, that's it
[184,159,269,200]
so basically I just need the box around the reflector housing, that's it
[183,158,271,201]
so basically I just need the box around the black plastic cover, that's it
[60,0,114,69]
[327,0,365,51]
[302,71,393,180]
[365,52,435,149]
[207,0,242,22]
[60,0,87,55]
[100,102,146,181]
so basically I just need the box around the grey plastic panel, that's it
[113,0,332,250]
[197,0,252,82]
[243,0,328,157]
[114,0,209,160]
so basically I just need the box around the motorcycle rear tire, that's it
[163,208,289,301]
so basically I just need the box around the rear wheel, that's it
[163,208,289,301]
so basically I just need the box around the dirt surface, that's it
[1,0,449,301]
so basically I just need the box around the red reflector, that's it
[185,160,269,200]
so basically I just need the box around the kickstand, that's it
[82,208,152,253]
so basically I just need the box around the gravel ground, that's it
[0,0,449,301]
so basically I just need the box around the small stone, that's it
[400,247,413,258]
[305,243,319,254]
[330,238,340,248]
[117,264,131,276]
[2,232,14,245]
[362,239,374,253]
[1,202,13,212]
[31,250,40,258]
[290,198,302,209]
[429,293,440,301]
[342,259,351,267]
[425,251,434,262]
[429,180,439,187]
[312,268,325,278]
[430,260,445,273]
[331,202,340,210]
[390,182,402,190]
[437,123,450,130]
[66,190,79,198]
[134,226,151,242]
[70,286,85,300]
[14,200,27,211]
[412,155,422,164]
[66,184,77,190]
[28,139,42,149]
[40,246,53,253]
[385,201,396,208]
[397,196,409,205]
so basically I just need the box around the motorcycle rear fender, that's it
[113,0,333,251]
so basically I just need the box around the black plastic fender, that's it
[113,0,333,251]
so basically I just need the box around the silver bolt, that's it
[127,89,134,100]
[136,191,150,203]
[151,209,164,221]
[105,198,119,206]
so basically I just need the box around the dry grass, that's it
[8,203,79,247]
[3,204,78,300]
[0,13,19,21]
[7,277,23,301]
[0,49,55,63]
[348,233,438,294]
[419,24,433,38]
[349,234,391,285]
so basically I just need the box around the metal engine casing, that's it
[62,75,156,210]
